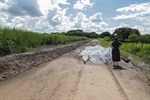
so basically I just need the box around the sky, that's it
[0,0,150,34]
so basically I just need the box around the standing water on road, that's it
[76,45,112,64]
[76,44,150,72]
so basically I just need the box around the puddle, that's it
[76,45,112,64]
[76,44,150,72]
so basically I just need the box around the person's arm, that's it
[118,42,122,47]
[110,42,113,48]
[110,42,112,47]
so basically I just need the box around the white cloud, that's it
[0,13,8,26]
[113,14,138,20]
[73,12,89,28]
[103,27,116,34]
[116,2,150,13]
[0,0,43,17]
[0,0,108,33]
[37,0,70,15]
[135,17,150,25]
[56,0,70,5]
[47,7,70,27]
[81,0,93,6]
[118,23,129,27]
[113,2,150,20]
[89,13,108,32]
[102,23,131,34]
[111,2,150,34]
[72,12,108,33]
[0,0,12,10]
[132,26,150,35]
[74,0,94,10]
[74,1,85,10]
[103,23,150,35]
[0,0,71,32]
[90,12,102,22]
[37,0,52,15]
[37,0,71,32]
[9,16,53,33]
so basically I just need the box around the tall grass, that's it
[121,43,150,60]
[98,38,111,47]
[97,38,150,61]
[0,28,87,56]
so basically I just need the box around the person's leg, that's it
[113,62,115,66]
[113,62,117,67]
[116,62,118,66]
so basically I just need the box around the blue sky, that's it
[0,0,150,34]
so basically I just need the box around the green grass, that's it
[121,43,150,61]
[120,49,148,63]
[120,50,129,58]
[97,38,150,63]
[98,38,111,47]
[0,27,87,56]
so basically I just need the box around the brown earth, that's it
[0,40,90,81]
[0,40,150,100]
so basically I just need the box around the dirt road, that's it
[0,47,150,100]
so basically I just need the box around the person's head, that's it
[114,37,118,41]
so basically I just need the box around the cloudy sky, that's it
[0,0,150,34]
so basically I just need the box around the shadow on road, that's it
[113,65,127,70]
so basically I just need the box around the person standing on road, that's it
[111,37,122,68]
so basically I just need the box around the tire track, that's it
[106,64,129,100]
[68,64,84,100]
[49,72,68,99]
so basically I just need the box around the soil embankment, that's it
[0,40,90,81]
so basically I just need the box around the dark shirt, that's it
[111,40,122,61]
[111,41,122,49]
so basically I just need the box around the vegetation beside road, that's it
[99,27,150,61]
[1,26,150,62]
[98,38,150,64]
[121,43,150,60]
[0,28,87,56]
[98,38,111,48]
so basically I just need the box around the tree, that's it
[113,27,141,42]
[110,34,116,39]
[99,31,111,38]
[138,35,150,47]
[128,33,138,43]
[132,29,140,36]
[87,32,99,38]
[65,30,99,38]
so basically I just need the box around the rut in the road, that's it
[106,65,129,100]
[68,63,84,100]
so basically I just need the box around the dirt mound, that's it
[0,40,90,82]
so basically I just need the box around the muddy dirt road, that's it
[0,47,150,100]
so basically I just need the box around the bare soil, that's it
[0,40,149,100]
[0,40,90,81]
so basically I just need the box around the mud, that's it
[0,40,90,81]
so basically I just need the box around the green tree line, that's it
[62,29,99,38]
[99,27,150,44]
